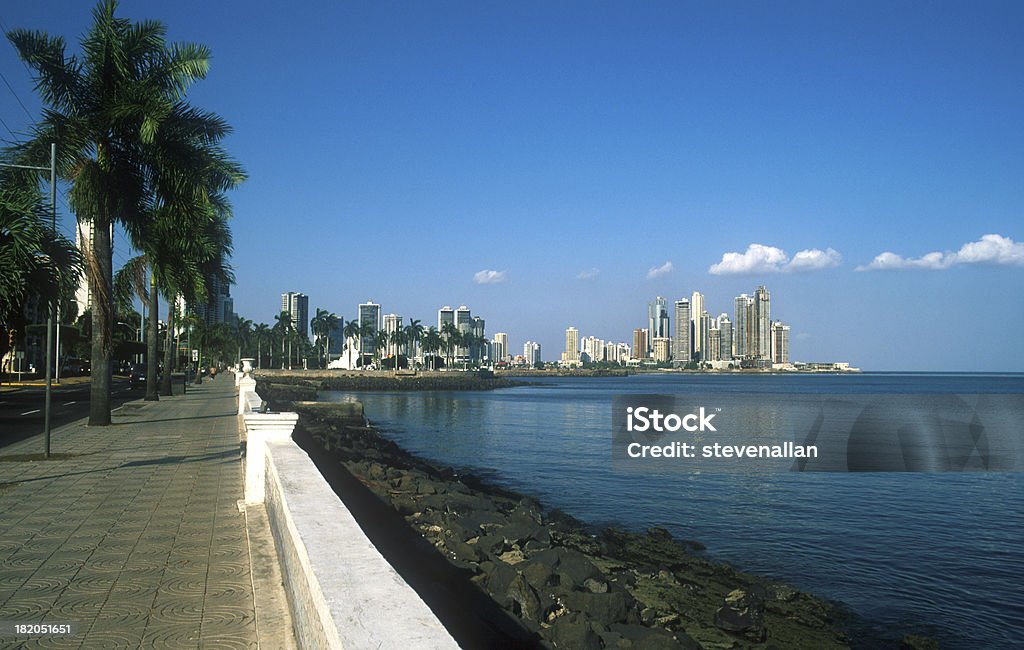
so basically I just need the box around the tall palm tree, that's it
[234,315,252,368]
[8,1,239,424]
[373,329,389,368]
[421,327,442,370]
[388,328,408,369]
[404,319,424,366]
[273,311,293,370]
[441,322,460,370]
[253,323,270,369]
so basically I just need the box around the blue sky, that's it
[3,1,1022,370]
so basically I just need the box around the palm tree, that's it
[273,311,293,369]
[421,327,442,370]
[373,329,389,368]
[0,181,82,380]
[8,1,239,424]
[404,319,424,367]
[253,323,270,369]
[342,320,361,370]
[310,308,340,369]
[440,322,460,370]
[388,328,408,369]
[234,316,252,368]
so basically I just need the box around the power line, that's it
[0,69,34,120]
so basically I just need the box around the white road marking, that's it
[63,401,76,406]
[21,409,41,416]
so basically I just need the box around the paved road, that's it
[0,380,140,451]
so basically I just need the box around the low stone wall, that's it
[263,438,458,650]
[238,372,457,649]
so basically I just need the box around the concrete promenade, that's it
[0,377,291,648]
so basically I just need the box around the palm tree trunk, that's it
[145,269,159,401]
[88,219,114,426]
[159,302,175,396]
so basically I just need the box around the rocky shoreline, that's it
[256,380,888,649]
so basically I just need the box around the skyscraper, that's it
[358,300,381,361]
[455,305,472,360]
[691,291,705,361]
[673,298,691,366]
[493,333,509,363]
[755,285,771,360]
[771,321,790,364]
[383,313,403,357]
[717,314,733,360]
[524,341,542,366]
[563,327,580,366]
[281,292,309,336]
[648,297,669,354]
[437,305,454,331]
[632,329,649,360]
[734,294,754,358]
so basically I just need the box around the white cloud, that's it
[646,261,674,279]
[473,269,507,284]
[858,234,1024,271]
[708,244,841,275]
[576,267,600,280]
[786,247,843,271]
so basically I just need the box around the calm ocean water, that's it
[321,373,1024,648]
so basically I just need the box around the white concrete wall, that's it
[263,441,459,650]
[240,380,458,649]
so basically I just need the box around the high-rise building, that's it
[717,314,733,360]
[707,326,720,362]
[632,329,649,360]
[383,314,403,357]
[281,292,309,337]
[437,305,454,331]
[648,297,669,354]
[771,321,790,364]
[734,294,754,358]
[493,333,509,363]
[524,341,542,366]
[652,337,672,362]
[755,285,771,360]
[327,317,345,357]
[471,315,486,361]
[562,327,580,366]
[673,299,691,366]
[455,305,472,360]
[691,291,705,361]
[358,300,381,360]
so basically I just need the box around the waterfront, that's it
[322,373,1024,648]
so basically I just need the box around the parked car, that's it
[60,358,84,376]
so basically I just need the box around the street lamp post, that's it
[0,143,57,458]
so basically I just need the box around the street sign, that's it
[192,350,199,361]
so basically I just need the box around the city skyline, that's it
[3,3,1022,371]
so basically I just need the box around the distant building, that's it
[691,291,705,361]
[648,297,668,355]
[524,341,542,366]
[562,327,580,366]
[492,332,509,363]
[717,314,733,361]
[437,305,454,331]
[734,294,754,358]
[755,285,771,360]
[632,329,649,360]
[358,300,381,360]
[673,298,691,366]
[772,321,790,364]
[652,337,672,362]
[327,317,345,357]
[281,292,309,337]
[383,313,403,357]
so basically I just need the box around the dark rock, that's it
[506,574,543,623]
[714,588,767,642]
[584,577,609,594]
[545,619,603,650]
[562,591,636,625]
[520,561,558,590]
[530,547,604,587]
[608,623,702,649]
[480,560,518,597]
